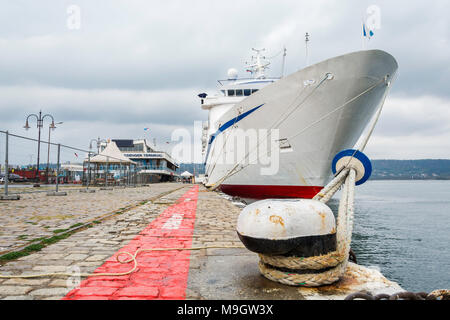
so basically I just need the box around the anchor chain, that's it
[345,290,450,300]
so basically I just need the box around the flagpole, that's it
[305,32,310,67]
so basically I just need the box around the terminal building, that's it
[100,139,179,183]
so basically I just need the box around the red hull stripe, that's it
[219,184,323,200]
[63,185,199,300]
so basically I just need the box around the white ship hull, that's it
[203,50,398,199]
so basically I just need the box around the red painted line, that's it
[63,185,199,300]
[219,184,323,199]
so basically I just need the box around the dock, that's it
[0,183,402,300]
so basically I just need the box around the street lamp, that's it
[46,121,63,184]
[88,137,107,186]
[24,111,57,187]
[89,137,107,155]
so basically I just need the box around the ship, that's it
[199,48,398,200]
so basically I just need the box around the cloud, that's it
[0,85,206,126]
[0,0,447,95]
[374,95,450,137]
[365,95,450,159]
[0,0,449,162]
[366,132,450,160]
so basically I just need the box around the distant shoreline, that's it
[177,160,450,180]
[369,178,450,181]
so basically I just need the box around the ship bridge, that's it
[198,48,284,160]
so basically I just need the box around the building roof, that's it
[88,141,135,164]
[61,164,84,171]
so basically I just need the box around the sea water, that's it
[329,180,450,293]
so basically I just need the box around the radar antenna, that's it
[245,48,270,79]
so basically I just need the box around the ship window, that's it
[236,89,243,96]
[221,90,226,96]
[244,89,251,96]
[228,89,235,96]
[251,89,259,94]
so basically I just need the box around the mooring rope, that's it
[0,245,246,279]
[209,74,387,191]
[240,75,392,287]
[257,168,357,286]
[208,73,331,191]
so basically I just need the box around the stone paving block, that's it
[17,254,46,261]
[48,279,70,287]
[64,254,89,261]
[160,286,186,299]
[39,253,68,260]
[74,261,104,268]
[35,259,74,266]
[2,295,34,300]
[3,278,51,286]
[42,296,65,300]
[84,280,127,288]
[0,286,33,295]
[29,287,70,296]
[116,286,159,298]
[97,240,119,245]
[69,295,113,300]
[31,266,69,272]
[71,286,118,297]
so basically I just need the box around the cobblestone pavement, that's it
[0,185,190,300]
[191,191,243,249]
[64,185,199,300]
[0,183,183,253]
[0,184,402,300]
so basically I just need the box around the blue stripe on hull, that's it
[204,103,264,164]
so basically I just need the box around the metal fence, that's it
[0,130,157,198]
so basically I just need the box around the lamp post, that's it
[90,137,106,155]
[24,111,56,187]
[89,137,106,186]
[46,121,63,184]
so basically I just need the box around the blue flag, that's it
[363,23,375,39]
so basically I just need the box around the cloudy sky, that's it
[0,0,449,164]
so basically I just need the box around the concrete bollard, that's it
[46,191,67,196]
[237,199,336,257]
[80,189,96,193]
